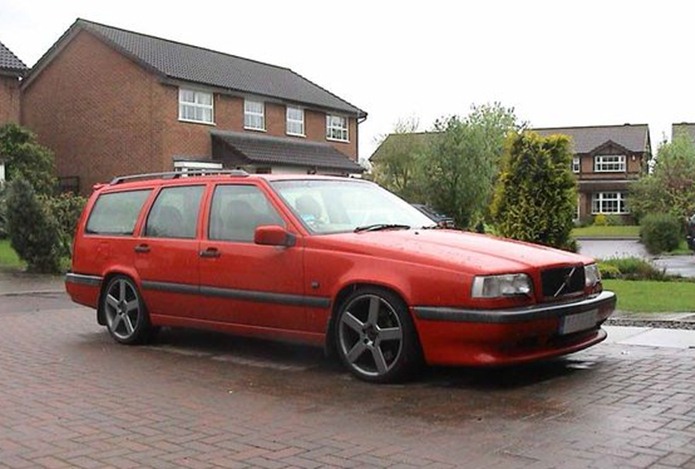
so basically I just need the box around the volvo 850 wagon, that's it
[66,171,615,383]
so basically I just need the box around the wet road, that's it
[578,239,695,278]
[577,239,649,260]
[2,292,695,468]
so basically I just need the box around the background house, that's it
[0,40,27,182]
[371,124,651,223]
[672,122,695,142]
[21,19,367,194]
[535,124,651,223]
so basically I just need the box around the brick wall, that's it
[22,29,168,195]
[21,28,361,195]
[0,74,21,125]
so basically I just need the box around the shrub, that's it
[640,213,682,255]
[5,178,62,273]
[593,214,608,226]
[597,261,621,279]
[492,132,576,250]
[43,192,87,256]
[598,257,668,281]
[0,184,6,239]
[605,214,625,226]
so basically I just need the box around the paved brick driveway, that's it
[2,294,695,468]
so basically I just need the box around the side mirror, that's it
[254,225,296,247]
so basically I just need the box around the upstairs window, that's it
[594,154,625,172]
[286,106,305,136]
[326,115,348,142]
[572,157,580,173]
[179,89,214,124]
[244,100,265,131]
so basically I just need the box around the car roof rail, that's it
[109,169,249,185]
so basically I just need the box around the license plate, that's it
[560,309,598,335]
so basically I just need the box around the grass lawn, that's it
[572,225,640,238]
[0,239,25,270]
[603,279,695,313]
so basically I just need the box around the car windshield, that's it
[270,179,436,234]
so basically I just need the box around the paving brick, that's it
[3,299,695,468]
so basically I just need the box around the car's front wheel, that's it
[102,275,152,345]
[335,288,422,383]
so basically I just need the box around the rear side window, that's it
[145,185,204,239]
[86,190,151,235]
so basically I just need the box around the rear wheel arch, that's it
[97,270,144,325]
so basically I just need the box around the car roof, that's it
[95,172,369,193]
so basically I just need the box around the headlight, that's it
[471,274,532,298]
[585,263,601,287]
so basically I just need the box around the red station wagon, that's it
[66,171,616,383]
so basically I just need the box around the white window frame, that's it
[591,192,628,214]
[286,106,305,137]
[326,115,349,142]
[178,89,214,124]
[594,154,625,172]
[572,157,580,173]
[244,99,266,131]
[173,160,223,177]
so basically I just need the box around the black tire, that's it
[101,275,152,345]
[335,287,422,383]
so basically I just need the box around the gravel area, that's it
[606,317,695,330]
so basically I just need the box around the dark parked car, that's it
[411,204,455,228]
[687,214,695,251]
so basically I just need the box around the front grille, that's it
[541,265,585,298]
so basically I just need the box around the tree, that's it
[421,103,522,228]
[629,132,695,223]
[370,118,428,202]
[5,178,62,273]
[491,132,577,251]
[0,123,56,196]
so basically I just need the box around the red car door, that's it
[134,184,205,321]
[197,183,307,331]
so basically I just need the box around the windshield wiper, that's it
[354,223,411,233]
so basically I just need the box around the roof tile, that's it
[534,124,650,154]
[78,20,365,117]
[0,41,27,74]
[211,130,363,173]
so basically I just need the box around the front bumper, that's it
[412,291,616,366]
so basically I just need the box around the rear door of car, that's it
[197,182,306,331]
[134,184,205,320]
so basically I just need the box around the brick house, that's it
[672,122,695,142]
[371,124,651,223]
[21,19,367,194]
[0,41,28,182]
[535,124,651,223]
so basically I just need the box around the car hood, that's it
[307,229,593,274]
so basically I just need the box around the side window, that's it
[209,185,285,242]
[86,189,151,235]
[145,186,204,239]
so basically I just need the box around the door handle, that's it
[200,247,220,258]
[134,244,150,253]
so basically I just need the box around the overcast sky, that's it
[1,0,692,160]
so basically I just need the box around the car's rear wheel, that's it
[102,275,152,345]
[335,288,421,383]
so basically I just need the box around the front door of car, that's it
[197,183,306,331]
[134,184,204,320]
